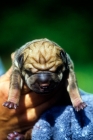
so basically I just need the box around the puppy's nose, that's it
[38,73,50,83]
[37,73,50,88]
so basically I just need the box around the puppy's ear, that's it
[60,50,68,70]
[17,54,24,69]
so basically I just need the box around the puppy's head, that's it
[15,39,68,94]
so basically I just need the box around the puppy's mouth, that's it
[39,83,51,92]
[26,72,62,94]
[31,81,59,94]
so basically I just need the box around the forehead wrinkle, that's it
[24,63,34,69]
[39,52,46,64]
[27,45,40,63]
[32,63,47,71]
[22,39,64,72]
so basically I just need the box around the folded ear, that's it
[60,50,74,71]
[17,54,24,69]
[60,50,68,70]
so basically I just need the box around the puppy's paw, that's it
[2,101,18,109]
[7,131,25,140]
[74,102,87,111]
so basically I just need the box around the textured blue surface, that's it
[32,90,93,140]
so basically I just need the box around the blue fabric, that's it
[32,89,93,140]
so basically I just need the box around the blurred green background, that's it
[0,0,93,93]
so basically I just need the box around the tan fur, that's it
[22,40,63,73]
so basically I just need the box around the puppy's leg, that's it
[7,131,25,140]
[66,55,87,111]
[3,69,23,109]
[67,69,86,111]
[7,129,32,140]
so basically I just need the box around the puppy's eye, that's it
[24,69,32,75]
[55,66,62,73]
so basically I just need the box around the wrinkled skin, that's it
[0,66,61,140]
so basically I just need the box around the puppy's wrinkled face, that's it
[15,39,66,94]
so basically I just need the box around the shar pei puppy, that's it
[3,38,86,139]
